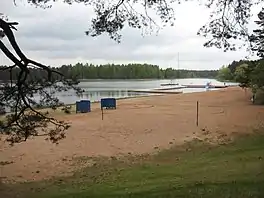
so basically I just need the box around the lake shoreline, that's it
[2,87,264,183]
[61,88,224,110]
[31,87,232,114]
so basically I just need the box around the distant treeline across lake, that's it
[0,63,218,81]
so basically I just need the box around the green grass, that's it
[2,131,264,198]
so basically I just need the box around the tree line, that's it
[217,59,264,104]
[0,63,218,81]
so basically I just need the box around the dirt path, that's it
[1,87,264,182]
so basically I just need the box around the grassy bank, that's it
[1,130,264,198]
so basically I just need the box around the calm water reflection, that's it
[52,78,237,104]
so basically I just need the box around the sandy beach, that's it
[1,87,264,182]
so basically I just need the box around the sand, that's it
[1,87,264,182]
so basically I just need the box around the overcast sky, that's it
[0,0,260,70]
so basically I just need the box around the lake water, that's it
[51,78,237,105]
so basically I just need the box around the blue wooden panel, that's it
[101,98,116,109]
[80,100,91,113]
[76,100,91,113]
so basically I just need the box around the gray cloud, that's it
[0,0,259,70]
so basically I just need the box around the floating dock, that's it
[128,83,238,95]
[128,90,183,94]
[182,84,229,89]
[160,83,179,86]
[154,85,186,91]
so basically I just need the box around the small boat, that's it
[160,83,179,86]
[161,79,179,86]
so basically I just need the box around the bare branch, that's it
[0,17,80,145]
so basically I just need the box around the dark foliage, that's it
[227,59,259,74]
[226,11,264,90]
[0,18,82,145]
[197,0,256,51]
[26,0,176,42]
[225,58,264,89]
[24,0,262,51]
[0,63,218,80]
[250,8,264,58]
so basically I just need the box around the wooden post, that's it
[101,108,104,120]
[196,101,199,126]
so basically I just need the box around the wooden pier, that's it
[154,85,186,91]
[160,83,179,86]
[128,90,183,94]
[182,84,229,89]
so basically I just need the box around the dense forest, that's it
[217,58,264,104]
[0,63,218,81]
[217,59,263,82]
